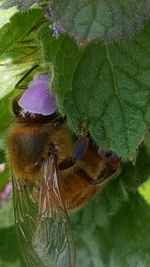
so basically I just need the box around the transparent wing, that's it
[33,155,75,267]
[12,172,43,267]
[12,155,75,267]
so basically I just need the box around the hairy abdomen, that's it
[6,123,50,179]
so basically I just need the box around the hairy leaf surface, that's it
[49,0,150,45]
[38,22,150,160]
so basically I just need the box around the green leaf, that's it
[0,197,22,267]
[72,192,150,267]
[0,30,43,100]
[0,8,44,57]
[0,8,46,102]
[38,22,150,160]
[0,225,23,267]
[37,24,81,107]
[0,93,13,137]
[0,165,10,189]
[0,197,14,228]
[50,0,150,46]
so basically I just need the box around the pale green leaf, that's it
[0,8,44,56]
[1,0,38,10]
[0,7,16,28]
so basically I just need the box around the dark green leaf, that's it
[0,225,23,267]
[72,192,150,267]
[0,93,13,139]
[0,197,14,228]
[0,149,5,163]
[50,0,150,45]
[38,22,150,160]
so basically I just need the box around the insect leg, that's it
[76,151,121,185]
[75,168,103,185]
[72,118,89,160]
[59,118,89,171]
[58,136,89,171]
[58,157,75,170]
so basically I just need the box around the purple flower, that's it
[50,22,64,38]
[0,181,12,207]
[18,73,57,116]
[45,7,55,20]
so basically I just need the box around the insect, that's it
[6,71,121,267]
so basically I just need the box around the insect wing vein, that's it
[33,155,75,267]
[12,172,43,267]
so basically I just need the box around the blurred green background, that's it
[0,7,150,267]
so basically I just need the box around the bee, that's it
[6,71,121,267]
